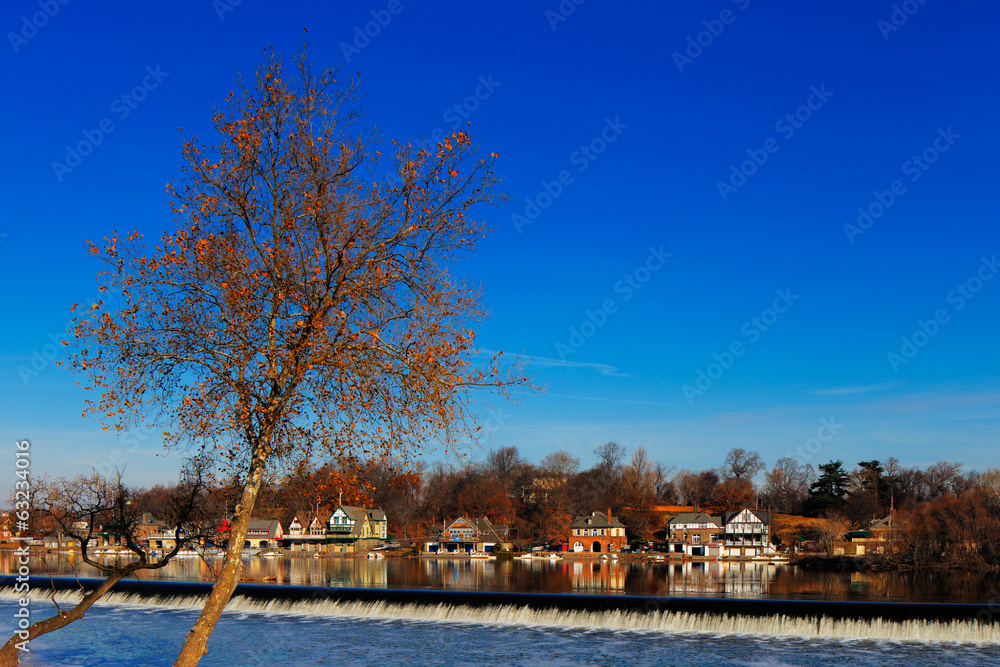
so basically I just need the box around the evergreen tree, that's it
[804,460,849,516]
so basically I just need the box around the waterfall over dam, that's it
[2,576,999,643]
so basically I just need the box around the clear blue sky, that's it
[2,0,999,497]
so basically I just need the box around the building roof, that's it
[722,509,770,525]
[336,506,369,522]
[247,519,283,539]
[569,511,625,530]
[667,512,721,527]
[440,516,509,543]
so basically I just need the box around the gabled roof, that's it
[440,516,508,543]
[569,511,625,530]
[368,509,387,522]
[335,506,369,522]
[247,519,283,539]
[723,509,770,525]
[667,512,721,527]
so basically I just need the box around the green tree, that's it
[857,460,893,509]
[805,460,849,516]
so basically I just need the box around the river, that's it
[4,551,999,603]
[3,552,1000,665]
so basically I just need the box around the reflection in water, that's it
[3,551,999,603]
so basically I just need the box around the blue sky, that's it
[2,0,999,497]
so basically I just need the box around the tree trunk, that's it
[172,458,266,667]
[0,570,130,667]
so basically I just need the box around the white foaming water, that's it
[3,588,998,644]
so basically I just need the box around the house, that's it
[368,509,388,540]
[147,525,181,551]
[666,512,724,557]
[422,516,510,554]
[245,519,283,549]
[287,516,306,536]
[567,511,626,553]
[841,516,893,556]
[722,509,775,558]
[42,532,93,550]
[136,513,169,544]
[283,515,331,552]
[869,515,893,545]
[97,522,128,549]
[0,512,12,543]
[328,505,387,552]
[519,477,566,504]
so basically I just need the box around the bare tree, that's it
[762,458,814,513]
[621,447,659,539]
[924,461,964,498]
[0,462,214,666]
[539,450,580,479]
[594,442,627,478]
[673,469,718,508]
[487,446,524,492]
[722,448,765,481]
[817,512,849,557]
[653,462,677,502]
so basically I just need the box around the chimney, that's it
[607,507,612,522]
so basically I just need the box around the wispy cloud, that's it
[480,349,630,377]
[812,381,900,396]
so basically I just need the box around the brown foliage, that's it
[897,489,1000,570]
[704,478,755,514]
[66,46,524,666]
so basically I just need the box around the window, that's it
[692,534,701,543]
[601,529,606,536]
